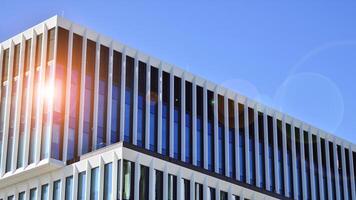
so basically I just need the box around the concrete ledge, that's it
[0,158,65,189]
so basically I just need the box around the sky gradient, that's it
[1,1,356,143]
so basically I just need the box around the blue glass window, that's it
[53,180,61,200]
[137,61,146,148]
[124,56,134,143]
[123,160,135,200]
[6,44,20,172]
[41,184,49,200]
[104,163,113,200]
[337,145,344,200]
[67,34,82,162]
[311,135,319,200]
[228,99,235,179]
[196,86,204,167]
[209,187,216,200]
[97,45,109,149]
[150,67,158,151]
[162,72,170,156]
[155,170,164,200]
[82,39,96,154]
[90,167,99,200]
[65,176,73,200]
[345,148,352,200]
[295,128,302,199]
[258,112,265,188]
[185,81,193,163]
[29,188,37,200]
[286,124,293,197]
[238,103,245,182]
[267,115,274,191]
[304,131,311,199]
[18,192,25,200]
[183,179,190,200]
[111,51,122,143]
[139,165,149,200]
[174,77,181,160]
[218,95,225,175]
[320,138,327,200]
[329,141,336,199]
[207,91,214,171]
[220,191,228,200]
[248,108,255,185]
[7,196,13,200]
[277,120,284,195]
[77,172,86,200]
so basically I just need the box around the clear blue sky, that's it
[1,1,356,143]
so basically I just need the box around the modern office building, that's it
[0,16,355,200]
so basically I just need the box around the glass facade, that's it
[1,23,356,200]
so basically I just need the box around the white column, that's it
[22,30,37,168]
[333,142,341,200]
[0,41,15,175]
[177,170,183,200]
[348,144,356,199]
[254,105,260,187]
[203,178,208,200]
[263,110,270,190]
[85,161,92,200]
[119,49,126,142]
[341,144,349,199]
[224,95,229,177]
[300,126,307,200]
[324,137,333,200]
[192,80,197,166]
[228,186,232,200]
[132,53,139,146]
[112,153,119,200]
[145,59,151,150]
[99,158,105,200]
[77,33,87,156]
[203,83,208,170]
[291,122,298,197]
[282,117,288,196]
[316,132,324,200]
[118,158,124,200]
[308,130,316,200]
[134,158,140,200]
[215,183,220,200]
[214,89,219,173]
[163,166,168,200]
[272,113,279,192]
[62,27,73,162]
[72,166,79,200]
[181,74,186,162]
[234,96,240,180]
[190,174,195,200]
[106,42,113,146]
[157,63,163,153]
[92,40,101,150]
[149,161,155,200]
